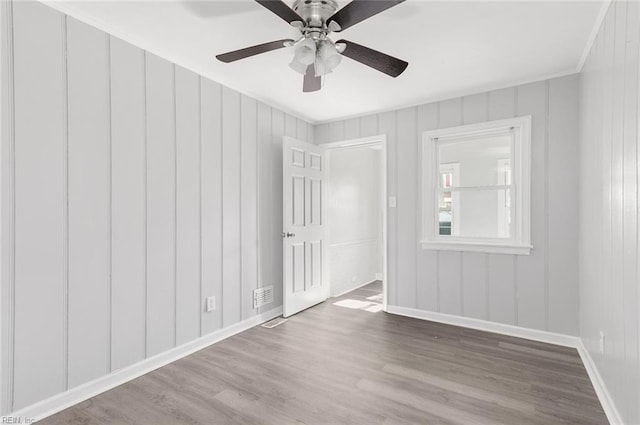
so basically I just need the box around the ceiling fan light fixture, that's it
[315,40,342,76]
[289,58,309,74]
[293,37,317,65]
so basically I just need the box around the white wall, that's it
[328,147,382,296]
[315,74,580,336]
[579,1,640,423]
[0,1,313,414]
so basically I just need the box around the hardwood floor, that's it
[41,281,607,424]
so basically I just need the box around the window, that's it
[421,116,532,255]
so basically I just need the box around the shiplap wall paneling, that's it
[580,1,640,423]
[547,76,579,335]
[487,255,516,324]
[109,36,146,371]
[145,53,177,356]
[297,118,308,142]
[329,120,345,143]
[609,2,627,372]
[486,88,517,325]
[438,251,462,316]
[515,81,547,331]
[314,123,329,146]
[200,79,223,335]
[461,93,489,320]
[416,103,439,313]
[257,102,272,315]
[437,98,463,316]
[175,66,201,345]
[578,3,601,354]
[597,1,617,411]
[360,115,378,138]
[396,108,417,308]
[284,113,295,139]
[343,117,359,140]
[460,253,486,320]
[241,95,258,321]
[271,109,285,309]
[66,17,110,388]
[599,5,615,371]
[11,1,66,410]
[221,87,241,328]
[621,4,640,413]
[0,0,13,415]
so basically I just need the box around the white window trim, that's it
[420,116,532,255]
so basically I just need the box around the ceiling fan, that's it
[216,0,409,92]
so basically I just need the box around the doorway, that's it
[324,136,388,310]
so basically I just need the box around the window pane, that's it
[439,189,453,235]
[438,135,512,187]
[438,188,511,238]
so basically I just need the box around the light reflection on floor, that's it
[333,296,383,313]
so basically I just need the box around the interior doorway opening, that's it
[324,136,387,310]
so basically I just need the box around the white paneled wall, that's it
[580,1,640,423]
[0,1,312,414]
[315,75,580,336]
[110,36,147,371]
[67,17,111,389]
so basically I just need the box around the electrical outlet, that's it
[206,296,216,312]
[599,331,605,354]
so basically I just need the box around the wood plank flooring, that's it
[40,282,607,424]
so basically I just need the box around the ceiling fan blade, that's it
[336,39,408,77]
[303,65,322,92]
[255,0,304,24]
[327,0,405,32]
[216,39,294,63]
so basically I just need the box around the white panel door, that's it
[283,137,327,317]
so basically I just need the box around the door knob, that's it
[282,232,296,238]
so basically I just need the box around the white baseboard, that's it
[576,339,623,425]
[375,273,383,280]
[9,306,283,422]
[332,279,379,298]
[386,305,578,348]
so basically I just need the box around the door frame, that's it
[322,135,388,311]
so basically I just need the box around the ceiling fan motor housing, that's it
[292,0,339,28]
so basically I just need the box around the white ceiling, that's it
[48,1,605,123]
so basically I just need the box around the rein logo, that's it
[0,417,35,424]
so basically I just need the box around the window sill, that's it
[419,240,532,255]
